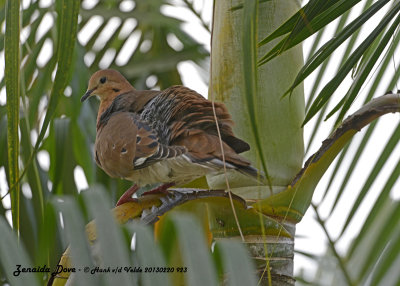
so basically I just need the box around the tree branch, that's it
[140,188,247,225]
[292,94,400,186]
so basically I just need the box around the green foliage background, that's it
[1,0,400,285]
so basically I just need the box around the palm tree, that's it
[1,0,400,285]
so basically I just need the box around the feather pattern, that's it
[84,69,262,187]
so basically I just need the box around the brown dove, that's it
[81,69,261,205]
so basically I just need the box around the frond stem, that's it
[311,203,356,286]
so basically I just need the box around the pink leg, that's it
[116,184,140,206]
[142,182,175,196]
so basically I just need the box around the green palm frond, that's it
[292,1,400,285]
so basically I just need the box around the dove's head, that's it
[81,69,134,102]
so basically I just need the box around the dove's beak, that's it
[81,88,96,102]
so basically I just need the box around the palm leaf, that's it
[4,0,20,231]
[294,1,400,285]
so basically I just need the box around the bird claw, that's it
[141,182,175,196]
[141,208,152,217]
[159,197,168,205]
[116,184,139,206]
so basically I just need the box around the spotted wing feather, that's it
[141,86,259,178]
[95,112,186,179]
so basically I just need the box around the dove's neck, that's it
[96,87,160,127]
[97,86,135,125]
[97,96,116,124]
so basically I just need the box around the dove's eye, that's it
[100,77,107,84]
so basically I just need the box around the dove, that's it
[81,69,261,205]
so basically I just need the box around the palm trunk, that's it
[209,0,304,284]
